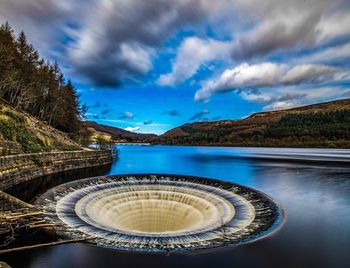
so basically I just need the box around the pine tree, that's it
[0,22,87,143]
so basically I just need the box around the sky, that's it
[1,0,350,134]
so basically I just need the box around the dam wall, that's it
[0,150,113,190]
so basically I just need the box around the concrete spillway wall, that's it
[0,150,113,190]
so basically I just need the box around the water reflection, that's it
[2,145,350,268]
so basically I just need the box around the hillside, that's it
[0,100,80,155]
[85,121,157,143]
[1,23,87,149]
[159,98,350,148]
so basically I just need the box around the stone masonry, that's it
[0,150,113,190]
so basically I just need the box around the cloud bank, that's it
[0,0,227,87]
[1,0,349,113]
[195,63,341,101]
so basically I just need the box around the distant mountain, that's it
[85,99,350,148]
[158,98,350,148]
[85,121,157,143]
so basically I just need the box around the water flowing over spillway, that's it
[36,174,284,252]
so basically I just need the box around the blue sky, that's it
[1,0,350,134]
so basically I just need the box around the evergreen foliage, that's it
[0,22,86,139]
[265,110,350,140]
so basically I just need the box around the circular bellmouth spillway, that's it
[36,174,284,252]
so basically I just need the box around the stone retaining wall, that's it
[0,150,113,190]
[0,141,22,156]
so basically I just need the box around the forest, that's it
[265,111,350,140]
[159,109,350,148]
[0,22,87,143]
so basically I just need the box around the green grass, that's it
[0,112,46,152]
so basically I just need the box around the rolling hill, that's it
[82,99,350,148]
[158,98,350,148]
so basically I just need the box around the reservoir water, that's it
[2,145,350,268]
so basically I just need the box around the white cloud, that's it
[316,10,350,42]
[1,0,349,90]
[240,86,349,111]
[124,126,140,132]
[0,0,231,87]
[263,101,298,111]
[282,64,337,84]
[231,0,339,53]
[159,8,325,87]
[118,43,153,74]
[230,9,321,59]
[158,0,350,86]
[218,63,284,87]
[296,43,350,64]
[158,37,232,85]
[195,62,342,101]
[65,0,233,86]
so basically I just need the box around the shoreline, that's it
[0,149,114,252]
[151,142,350,149]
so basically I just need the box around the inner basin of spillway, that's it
[75,185,236,235]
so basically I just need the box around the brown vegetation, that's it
[159,99,350,148]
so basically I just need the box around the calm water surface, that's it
[2,145,350,268]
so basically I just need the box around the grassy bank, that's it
[0,101,80,154]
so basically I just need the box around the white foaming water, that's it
[37,175,283,252]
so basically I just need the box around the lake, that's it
[2,145,350,268]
